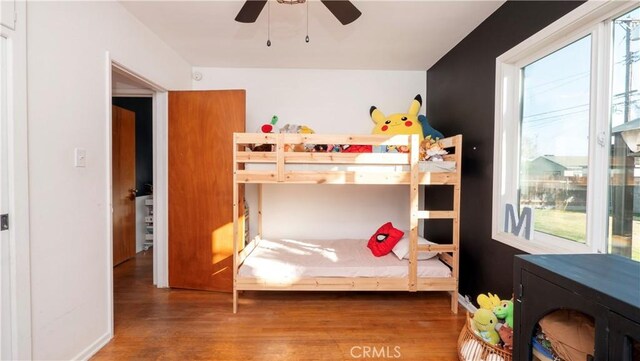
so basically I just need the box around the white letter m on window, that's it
[504,204,532,240]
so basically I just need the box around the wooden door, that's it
[169,90,245,292]
[112,105,137,266]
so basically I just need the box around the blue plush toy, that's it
[418,115,444,140]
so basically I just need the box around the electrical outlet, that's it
[74,148,86,168]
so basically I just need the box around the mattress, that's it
[238,238,452,281]
[245,161,456,173]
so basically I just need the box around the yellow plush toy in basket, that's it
[458,312,512,361]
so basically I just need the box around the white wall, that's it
[193,67,426,239]
[26,2,191,360]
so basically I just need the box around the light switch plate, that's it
[74,148,86,168]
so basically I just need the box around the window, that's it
[493,1,640,259]
[609,7,640,260]
[520,36,591,245]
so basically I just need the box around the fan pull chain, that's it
[305,0,310,43]
[267,0,272,47]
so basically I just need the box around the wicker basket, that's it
[457,312,512,361]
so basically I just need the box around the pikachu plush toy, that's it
[369,95,425,141]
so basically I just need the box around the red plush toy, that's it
[343,144,373,153]
[367,222,404,257]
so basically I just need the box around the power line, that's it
[522,99,640,131]
[523,109,590,128]
[523,103,589,120]
[525,71,590,91]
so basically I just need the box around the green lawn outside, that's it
[534,209,587,244]
[533,208,640,261]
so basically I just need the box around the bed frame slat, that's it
[439,253,454,268]
[416,210,456,219]
[417,244,457,252]
[235,170,457,185]
[236,276,456,291]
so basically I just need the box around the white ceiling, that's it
[120,0,505,71]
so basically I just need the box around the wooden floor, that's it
[93,251,465,361]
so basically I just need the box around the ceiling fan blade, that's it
[235,0,268,23]
[320,0,361,25]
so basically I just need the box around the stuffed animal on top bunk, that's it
[250,115,280,152]
[261,115,280,134]
[312,144,328,152]
[344,144,372,153]
[386,145,409,153]
[420,136,448,161]
[327,144,373,153]
[279,124,316,152]
[417,114,444,140]
[370,95,425,152]
[327,144,346,152]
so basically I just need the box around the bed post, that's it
[258,184,263,239]
[451,135,462,314]
[409,134,419,292]
[276,133,285,182]
[232,133,239,314]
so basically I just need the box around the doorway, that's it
[107,58,171,346]
[111,96,154,267]
[111,72,156,272]
[105,59,168,337]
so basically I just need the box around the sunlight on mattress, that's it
[279,239,338,262]
[238,238,451,280]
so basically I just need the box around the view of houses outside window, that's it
[517,7,640,261]
[519,36,591,246]
[609,7,640,260]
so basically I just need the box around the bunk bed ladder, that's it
[409,134,462,314]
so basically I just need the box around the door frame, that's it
[105,52,170,335]
[2,2,32,359]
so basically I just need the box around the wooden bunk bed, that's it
[232,133,462,314]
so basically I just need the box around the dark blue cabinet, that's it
[513,254,640,361]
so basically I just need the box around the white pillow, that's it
[391,235,439,260]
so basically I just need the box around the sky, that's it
[520,7,639,160]
[521,35,591,159]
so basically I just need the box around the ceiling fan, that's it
[235,0,362,26]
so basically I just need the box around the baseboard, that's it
[72,332,112,361]
[458,293,478,313]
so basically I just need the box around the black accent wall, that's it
[112,97,154,196]
[425,1,585,299]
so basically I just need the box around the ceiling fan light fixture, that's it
[235,0,360,25]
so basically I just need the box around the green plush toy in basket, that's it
[458,313,512,361]
[457,293,513,361]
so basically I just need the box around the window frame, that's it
[492,1,638,255]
